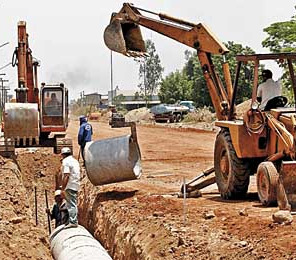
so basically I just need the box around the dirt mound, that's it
[125,107,154,122]
[183,107,216,124]
[236,99,251,118]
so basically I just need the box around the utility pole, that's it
[0,74,8,109]
[0,80,9,109]
[110,51,114,105]
[80,91,83,107]
[143,61,147,108]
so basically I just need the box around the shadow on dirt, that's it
[205,192,260,204]
[96,190,139,203]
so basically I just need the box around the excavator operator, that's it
[45,93,62,116]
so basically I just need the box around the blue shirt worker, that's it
[78,115,93,164]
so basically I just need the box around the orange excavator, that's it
[104,3,296,211]
[1,21,72,156]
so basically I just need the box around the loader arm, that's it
[104,3,233,120]
[266,113,296,160]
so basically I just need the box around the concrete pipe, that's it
[84,134,142,185]
[50,225,113,260]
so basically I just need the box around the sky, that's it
[0,1,295,99]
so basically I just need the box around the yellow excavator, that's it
[104,3,296,211]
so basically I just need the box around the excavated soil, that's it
[0,153,57,260]
[1,120,296,259]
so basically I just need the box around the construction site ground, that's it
[1,119,296,259]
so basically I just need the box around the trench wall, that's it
[78,178,177,260]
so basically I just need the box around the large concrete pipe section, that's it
[84,134,142,185]
[50,225,113,260]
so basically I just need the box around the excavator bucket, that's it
[104,18,147,57]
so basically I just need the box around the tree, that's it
[113,94,125,109]
[137,39,164,105]
[159,70,193,104]
[262,10,296,53]
[262,8,296,101]
[159,41,257,107]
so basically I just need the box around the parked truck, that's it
[150,103,189,123]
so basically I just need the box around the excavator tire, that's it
[214,129,250,199]
[256,162,278,206]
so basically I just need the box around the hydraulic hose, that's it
[11,48,18,67]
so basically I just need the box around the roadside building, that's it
[108,87,161,110]
[84,92,102,109]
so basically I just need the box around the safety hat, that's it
[79,115,87,121]
[61,147,71,154]
[54,190,62,197]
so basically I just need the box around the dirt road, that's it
[1,119,296,259]
[73,120,296,260]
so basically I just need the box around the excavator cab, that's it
[40,83,69,134]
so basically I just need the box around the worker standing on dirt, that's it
[60,147,80,228]
[78,115,93,165]
[46,189,68,228]
[257,69,281,110]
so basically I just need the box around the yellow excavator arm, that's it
[104,3,233,120]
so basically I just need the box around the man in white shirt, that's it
[60,147,80,228]
[257,69,281,110]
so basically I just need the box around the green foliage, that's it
[213,41,256,104]
[159,41,256,107]
[159,70,193,104]
[262,8,296,103]
[262,13,296,53]
[137,39,164,99]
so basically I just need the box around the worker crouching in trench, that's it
[46,189,68,228]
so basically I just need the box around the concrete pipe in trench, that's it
[50,224,113,260]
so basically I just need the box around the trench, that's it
[5,149,150,260]
[1,148,200,260]
[4,147,293,260]
[77,176,177,260]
